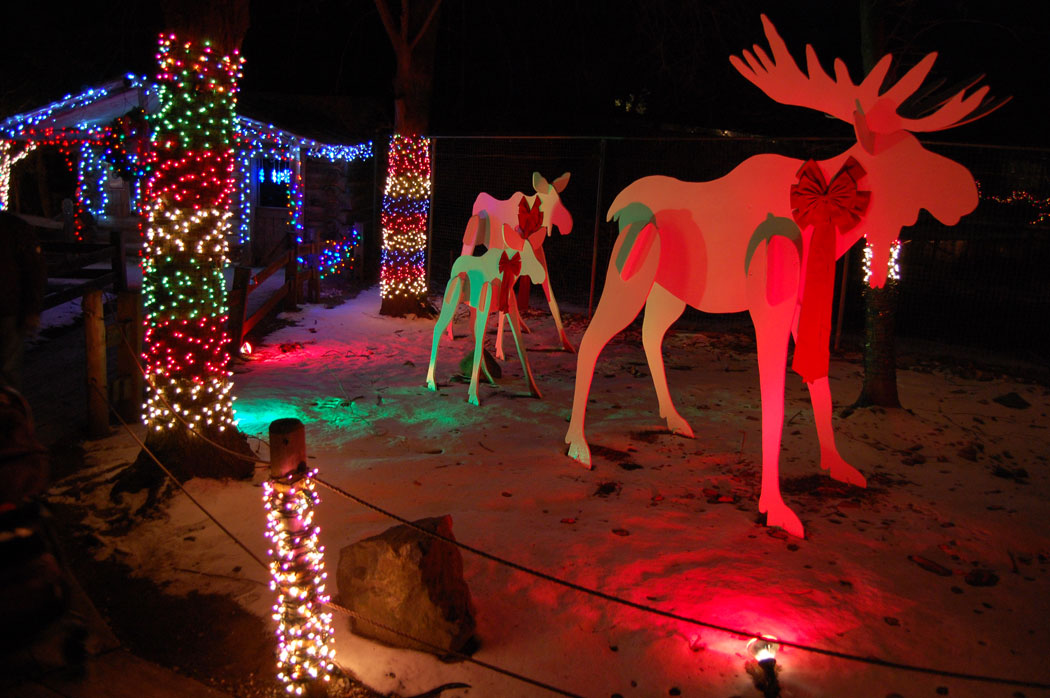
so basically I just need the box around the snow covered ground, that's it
[49,286,1050,698]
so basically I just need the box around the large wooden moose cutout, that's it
[429,198,549,405]
[460,172,575,354]
[565,15,1002,537]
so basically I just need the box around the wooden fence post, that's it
[264,417,333,695]
[84,289,108,438]
[308,238,320,304]
[228,265,252,354]
[269,417,305,480]
[110,228,127,292]
[115,288,143,423]
[284,246,300,312]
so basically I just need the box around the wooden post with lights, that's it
[264,418,334,696]
[269,418,305,481]
[84,289,108,438]
[115,288,144,423]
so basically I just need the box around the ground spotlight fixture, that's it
[746,635,781,698]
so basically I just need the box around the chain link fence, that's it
[425,136,1049,365]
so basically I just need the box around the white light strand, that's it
[263,469,335,695]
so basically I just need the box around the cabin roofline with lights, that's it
[0,74,374,268]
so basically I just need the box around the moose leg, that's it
[428,275,464,390]
[467,283,493,406]
[535,247,575,353]
[747,237,805,538]
[507,300,541,398]
[804,375,866,486]
[566,233,661,468]
[495,311,507,360]
[642,283,692,438]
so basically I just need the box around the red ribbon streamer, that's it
[497,251,521,312]
[790,157,870,382]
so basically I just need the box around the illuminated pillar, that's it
[379,134,432,315]
[141,34,243,434]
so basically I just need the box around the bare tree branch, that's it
[409,0,443,52]
[373,0,403,49]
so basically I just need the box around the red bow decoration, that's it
[497,251,522,312]
[789,157,870,382]
[516,196,543,238]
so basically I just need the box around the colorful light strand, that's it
[314,224,362,279]
[141,34,242,434]
[978,180,1050,226]
[263,467,335,695]
[233,117,371,246]
[380,134,431,304]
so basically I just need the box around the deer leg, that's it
[465,304,498,385]
[428,275,464,390]
[468,283,493,406]
[642,283,691,437]
[747,236,805,538]
[566,233,661,468]
[536,247,575,353]
[804,375,866,487]
[495,311,507,360]
[507,301,541,398]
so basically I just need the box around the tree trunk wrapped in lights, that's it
[856,241,902,408]
[374,0,442,317]
[379,134,434,316]
[138,29,253,480]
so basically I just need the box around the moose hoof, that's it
[468,393,481,407]
[426,378,437,391]
[823,452,867,488]
[561,337,577,354]
[565,439,593,469]
[761,498,805,538]
[666,414,695,439]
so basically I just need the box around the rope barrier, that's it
[94,385,268,572]
[118,329,269,465]
[322,598,584,698]
[96,388,581,697]
[314,476,1050,691]
[110,327,1050,691]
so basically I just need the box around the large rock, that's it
[336,515,476,655]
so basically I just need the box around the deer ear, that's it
[532,172,550,193]
[552,172,570,193]
[853,102,876,154]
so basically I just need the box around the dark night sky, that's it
[1,1,1046,145]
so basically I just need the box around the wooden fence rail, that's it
[228,242,319,355]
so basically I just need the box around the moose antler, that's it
[730,15,1006,134]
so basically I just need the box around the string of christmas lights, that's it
[233,117,371,246]
[0,140,36,210]
[141,34,243,434]
[380,134,431,303]
[315,224,362,279]
[977,180,1050,226]
[263,467,335,695]
[862,240,901,285]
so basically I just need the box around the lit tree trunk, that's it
[136,0,255,481]
[855,0,902,408]
[374,0,441,317]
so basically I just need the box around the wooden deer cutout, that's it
[459,171,575,355]
[429,205,549,405]
[565,15,1003,537]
